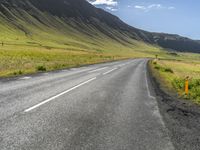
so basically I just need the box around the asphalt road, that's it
[0,59,175,150]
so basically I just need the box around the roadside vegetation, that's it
[0,46,121,77]
[150,54,200,104]
[0,39,162,77]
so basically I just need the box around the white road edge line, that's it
[20,77,31,80]
[103,68,117,75]
[89,67,108,73]
[144,62,156,99]
[144,61,175,150]
[24,77,97,112]
[118,64,126,67]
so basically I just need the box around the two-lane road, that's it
[0,59,174,150]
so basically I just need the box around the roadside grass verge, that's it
[0,46,127,77]
[0,43,162,77]
[149,59,200,104]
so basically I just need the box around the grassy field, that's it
[149,53,200,104]
[0,11,168,77]
[0,41,164,77]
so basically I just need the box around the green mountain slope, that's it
[0,0,162,77]
[0,0,200,53]
[0,0,199,77]
[0,0,159,55]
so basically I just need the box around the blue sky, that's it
[87,0,200,40]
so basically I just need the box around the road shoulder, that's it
[147,61,200,150]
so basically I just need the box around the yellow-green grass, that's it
[150,56,200,104]
[0,41,162,77]
[0,46,119,77]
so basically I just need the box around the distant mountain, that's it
[0,0,200,53]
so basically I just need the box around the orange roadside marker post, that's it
[185,76,189,95]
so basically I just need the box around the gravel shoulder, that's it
[148,62,200,150]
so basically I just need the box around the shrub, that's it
[190,79,200,88]
[172,78,200,103]
[153,61,157,65]
[13,70,23,75]
[18,70,23,75]
[36,65,46,71]
[172,78,185,90]
[164,68,174,73]
[154,65,160,70]
[190,87,200,98]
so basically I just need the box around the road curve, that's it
[0,59,174,150]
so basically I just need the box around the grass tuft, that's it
[13,70,23,76]
[164,68,174,73]
[36,65,46,71]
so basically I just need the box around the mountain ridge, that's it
[0,0,200,53]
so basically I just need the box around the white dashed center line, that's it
[103,68,117,75]
[20,77,31,80]
[89,67,108,73]
[24,77,96,112]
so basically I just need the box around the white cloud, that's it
[135,5,146,10]
[148,4,162,9]
[168,6,175,10]
[134,4,175,12]
[88,0,118,6]
[106,6,118,11]
[88,0,118,12]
